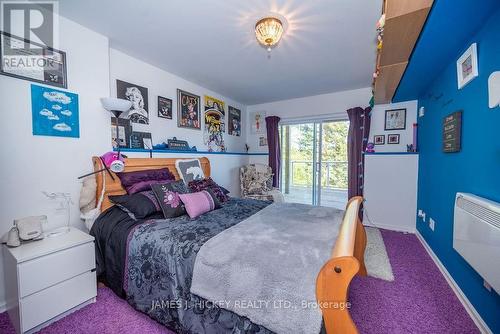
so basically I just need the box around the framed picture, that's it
[177,89,201,130]
[116,80,149,124]
[259,136,268,146]
[204,95,226,152]
[157,96,172,119]
[374,135,385,145]
[1,32,68,88]
[228,106,241,136]
[457,43,478,89]
[387,134,400,144]
[443,111,462,153]
[111,117,132,148]
[31,84,79,138]
[250,111,266,134]
[130,131,152,149]
[384,108,406,130]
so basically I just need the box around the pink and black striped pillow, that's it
[179,190,221,218]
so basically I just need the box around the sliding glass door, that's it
[280,120,349,209]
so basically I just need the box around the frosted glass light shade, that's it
[100,97,131,113]
[255,17,284,49]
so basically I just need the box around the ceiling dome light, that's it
[255,17,284,52]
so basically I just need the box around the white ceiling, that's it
[59,0,381,105]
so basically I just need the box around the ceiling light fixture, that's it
[255,16,284,53]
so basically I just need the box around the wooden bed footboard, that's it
[316,196,367,334]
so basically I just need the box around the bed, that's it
[90,156,367,334]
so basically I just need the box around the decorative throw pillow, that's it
[151,180,190,218]
[219,186,230,195]
[109,190,161,219]
[116,168,175,190]
[179,190,221,219]
[188,177,229,203]
[175,159,205,184]
[125,179,174,194]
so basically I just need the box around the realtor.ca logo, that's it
[0,1,65,87]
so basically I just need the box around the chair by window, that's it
[240,164,284,202]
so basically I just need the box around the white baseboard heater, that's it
[453,193,500,293]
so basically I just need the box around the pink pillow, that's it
[179,190,220,218]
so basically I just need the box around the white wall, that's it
[369,100,417,152]
[0,16,111,309]
[109,49,250,195]
[246,87,372,165]
[109,49,248,153]
[363,154,419,232]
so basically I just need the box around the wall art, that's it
[31,84,79,138]
[158,96,172,119]
[177,89,201,130]
[117,79,149,124]
[204,95,226,151]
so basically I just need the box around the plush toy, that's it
[377,35,383,50]
[366,142,375,153]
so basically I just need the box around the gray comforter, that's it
[190,203,344,334]
[123,197,275,334]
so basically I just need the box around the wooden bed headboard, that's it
[92,156,211,211]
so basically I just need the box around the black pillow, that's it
[109,190,161,219]
[151,180,190,218]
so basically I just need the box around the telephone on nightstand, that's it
[2,215,46,247]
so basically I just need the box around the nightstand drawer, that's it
[18,241,95,297]
[20,270,96,332]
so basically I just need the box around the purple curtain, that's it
[265,116,281,187]
[347,107,371,199]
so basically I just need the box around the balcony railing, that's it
[287,160,348,189]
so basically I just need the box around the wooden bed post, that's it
[316,196,365,334]
[354,218,368,276]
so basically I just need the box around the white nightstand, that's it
[3,228,97,334]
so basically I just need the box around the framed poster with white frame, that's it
[457,43,478,89]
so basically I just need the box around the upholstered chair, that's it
[240,164,284,203]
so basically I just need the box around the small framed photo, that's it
[387,134,400,144]
[374,135,385,145]
[457,43,478,89]
[157,96,172,119]
[385,108,406,130]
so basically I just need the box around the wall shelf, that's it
[114,148,268,156]
[374,0,433,104]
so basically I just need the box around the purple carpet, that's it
[0,230,478,333]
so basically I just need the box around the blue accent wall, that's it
[416,7,500,332]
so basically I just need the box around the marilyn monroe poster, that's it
[116,79,149,124]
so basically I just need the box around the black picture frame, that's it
[117,80,149,124]
[387,134,400,144]
[0,31,68,88]
[111,117,132,148]
[384,108,406,130]
[177,89,201,130]
[374,135,385,145]
[228,106,241,136]
[443,110,462,153]
[157,96,172,119]
[130,131,152,149]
